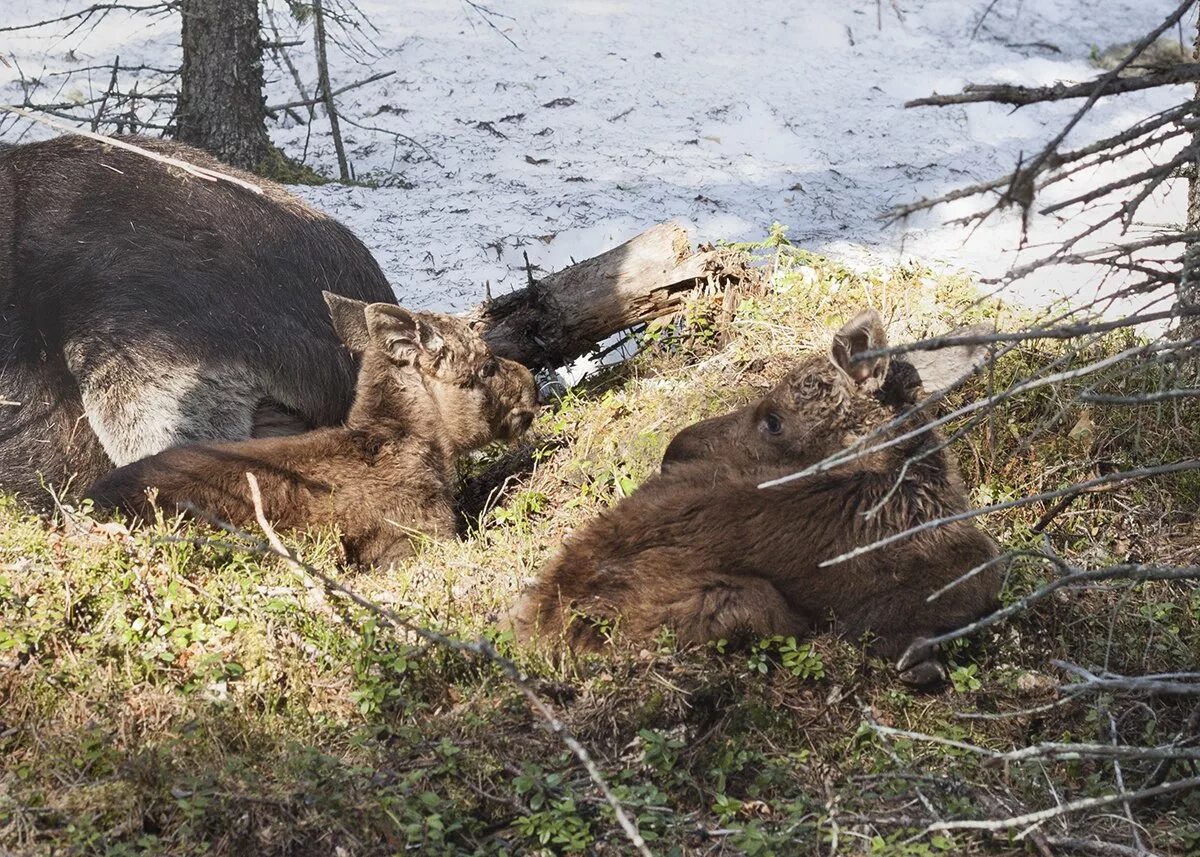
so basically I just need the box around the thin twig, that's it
[0,2,171,34]
[265,70,395,113]
[906,563,1200,653]
[817,460,1200,568]
[0,106,263,194]
[925,775,1200,834]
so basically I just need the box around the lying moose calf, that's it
[88,293,538,567]
[513,309,1000,685]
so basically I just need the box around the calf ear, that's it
[906,323,993,395]
[364,304,446,366]
[324,292,371,352]
[830,308,890,390]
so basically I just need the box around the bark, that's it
[175,0,272,170]
[1185,22,1200,344]
[470,221,753,369]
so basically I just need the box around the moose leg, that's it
[0,355,112,501]
[895,637,947,687]
[66,342,263,466]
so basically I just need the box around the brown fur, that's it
[1,135,399,504]
[513,310,1000,683]
[87,294,538,568]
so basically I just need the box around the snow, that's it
[0,0,1189,315]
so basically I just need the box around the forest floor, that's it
[2,239,1198,856]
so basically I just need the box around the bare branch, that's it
[460,0,520,50]
[907,63,1200,108]
[312,0,351,181]
[925,775,1200,834]
[0,106,262,193]
[0,2,172,34]
[818,461,1200,568]
[264,70,395,112]
[1043,838,1160,857]
[1054,661,1200,696]
[905,563,1199,653]
[1080,387,1200,404]
[854,309,1194,363]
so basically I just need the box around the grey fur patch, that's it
[69,348,262,464]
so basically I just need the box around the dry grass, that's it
[1,236,1197,856]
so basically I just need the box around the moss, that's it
[255,145,329,185]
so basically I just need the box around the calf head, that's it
[662,309,987,473]
[324,293,538,452]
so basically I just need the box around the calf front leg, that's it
[663,574,810,648]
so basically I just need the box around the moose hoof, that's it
[898,658,948,688]
[896,636,938,672]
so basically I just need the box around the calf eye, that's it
[480,359,499,379]
[763,412,783,435]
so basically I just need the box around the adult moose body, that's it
[0,135,396,501]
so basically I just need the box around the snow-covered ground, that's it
[0,0,1188,313]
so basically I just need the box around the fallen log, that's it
[469,221,752,368]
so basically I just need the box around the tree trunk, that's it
[1184,19,1200,343]
[470,221,752,369]
[175,0,272,170]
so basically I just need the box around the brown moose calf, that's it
[513,309,999,685]
[88,293,538,568]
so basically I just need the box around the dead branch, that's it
[265,70,396,113]
[0,108,263,194]
[460,0,520,50]
[1080,387,1200,404]
[907,63,1200,108]
[333,113,441,166]
[817,461,1200,568]
[854,308,1194,363]
[470,221,752,368]
[869,722,1200,764]
[264,2,315,122]
[1054,661,1200,696]
[0,2,172,34]
[904,563,1199,654]
[886,103,1192,221]
[901,0,1194,234]
[925,775,1200,834]
[1043,838,1158,857]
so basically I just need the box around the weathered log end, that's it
[473,221,752,368]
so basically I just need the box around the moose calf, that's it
[88,293,538,568]
[513,309,999,685]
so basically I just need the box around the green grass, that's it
[2,235,1198,855]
